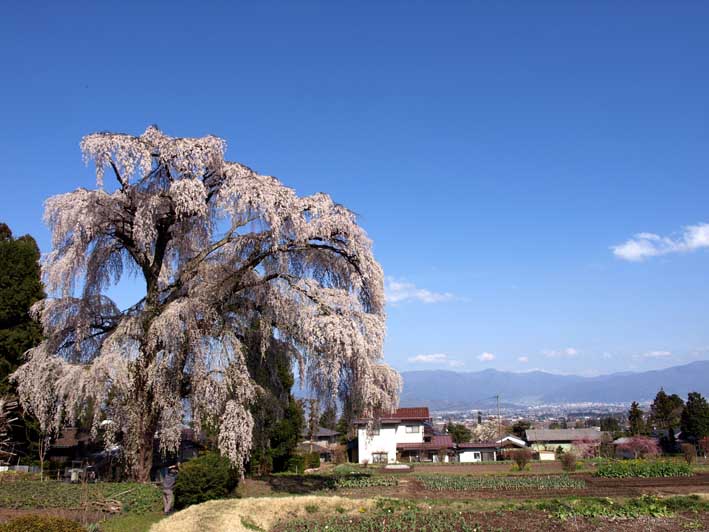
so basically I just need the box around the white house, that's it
[355,407,454,464]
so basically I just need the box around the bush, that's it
[304,452,320,469]
[286,454,306,473]
[560,452,577,472]
[681,443,697,465]
[511,449,533,471]
[596,459,693,478]
[0,515,83,532]
[174,452,239,509]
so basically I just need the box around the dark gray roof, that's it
[301,426,340,439]
[525,428,602,442]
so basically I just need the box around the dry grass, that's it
[149,495,373,532]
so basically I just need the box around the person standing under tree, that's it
[162,464,179,515]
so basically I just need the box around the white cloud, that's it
[517,356,529,363]
[636,350,672,359]
[478,352,496,362]
[543,347,578,358]
[612,223,709,261]
[385,277,454,304]
[408,353,464,368]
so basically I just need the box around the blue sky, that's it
[2,2,709,376]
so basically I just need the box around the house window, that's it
[473,452,481,461]
[405,425,420,433]
[372,452,388,464]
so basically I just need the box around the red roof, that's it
[394,407,430,419]
[397,434,453,451]
[354,406,431,424]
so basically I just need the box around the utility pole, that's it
[495,395,502,439]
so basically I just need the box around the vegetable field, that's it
[416,474,585,491]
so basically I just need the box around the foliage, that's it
[0,515,83,532]
[319,404,337,431]
[174,452,239,509]
[617,436,660,459]
[304,452,320,469]
[470,419,499,442]
[510,448,533,471]
[600,416,621,433]
[628,401,645,436]
[246,326,304,475]
[650,388,684,430]
[13,126,400,481]
[416,474,584,491]
[595,459,692,478]
[536,494,709,520]
[286,455,306,473]
[445,422,472,444]
[681,443,697,465]
[0,224,44,396]
[681,392,709,441]
[0,479,160,513]
[560,452,577,472]
[511,420,531,440]
[572,437,599,459]
[335,475,398,488]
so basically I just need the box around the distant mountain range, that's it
[399,361,709,410]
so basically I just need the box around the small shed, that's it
[457,442,497,463]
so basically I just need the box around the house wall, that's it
[357,421,425,464]
[458,450,496,463]
[394,423,425,444]
[530,442,573,453]
[357,425,397,464]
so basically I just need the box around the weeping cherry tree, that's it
[13,126,400,481]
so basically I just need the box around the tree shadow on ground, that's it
[263,475,336,494]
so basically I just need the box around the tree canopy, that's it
[650,388,684,430]
[12,126,400,480]
[445,422,472,444]
[0,223,44,396]
[680,392,709,442]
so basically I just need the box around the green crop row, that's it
[595,460,693,478]
[416,474,585,491]
[335,475,399,488]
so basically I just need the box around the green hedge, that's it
[0,515,84,532]
[595,459,693,478]
[174,452,239,509]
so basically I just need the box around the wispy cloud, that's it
[477,352,496,362]
[385,277,455,304]
[408,353,464,368]
[635,350,672,359]
[543,347,578,358]
[612,223,709,262]
[517,356,529,363]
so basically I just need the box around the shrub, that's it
[0,515,83,532]
[681,443,697,465]
[511,448,533,471]
[617,436,661,459]
[174,452,239,509]
[304,452,320,469]
[596,459,692,478]
[286,455,306,473]
[560,452,577,472]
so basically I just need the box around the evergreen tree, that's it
[445,422,472,444]
[680,392,709,442]
[650,388,684,430]
[628,401,645,436]
[511,420,531,440]
[245,325,304,475]
[319,404,338,431]
[600,416,621,433]
[0,223,44,395]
